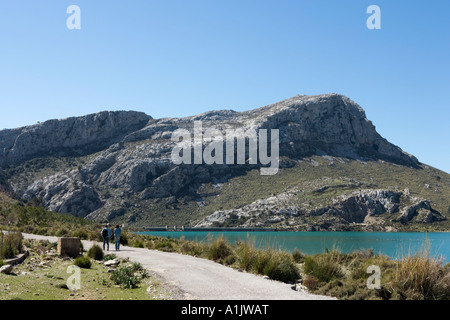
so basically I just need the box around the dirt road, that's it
[22,233,335,300]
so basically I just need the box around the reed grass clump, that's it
[1,231,23,259]
[236,241,257,271]
[234,241,300,283]
[259,250,300,283]
[207,235,235,265]
[303,249,344,283]
[392,244,450,300]
[292,249,306,263]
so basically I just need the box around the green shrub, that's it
[35,227,48,235]
[1,232,23,259]
[132,239,145,248]
[393,246,450,300]
[304,250,344,283]
[2,241,15,259]
[72,228,89,240]
[131,262,143,272]
[110,266,140,289]
[207,236,235,264]
[120,231,129,246]
[261,251,300,283]
[103,254,117,261]
[292,249,306,263]
[0,259,4,267]
[74,255,92,269]
[154,240,174,252]
[234,242,300,283]
[56,228,69,237]
[180,240,206,256]
[87,244,104,260]
[253,249,273,274]
[236,242,256,271]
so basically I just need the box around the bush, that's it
[131,262,143,272]
[253,249,273,274]
[261,251,300,283]
[2,240,15,259]
[180,240,206,256]
[110,266,140,289]
[87,244,104,260]
[72,228,89,240]
[154,240,174,252]
[35,227,48,235]
[103,254,117,261]
[236,242,256,271]
[1,232,23,259]
[292,249,305,263]
[303,250,344,283]
[120,231,129,246]
[234,242,299,283]
[132,239,145,248]
[393,246,450,300]
[56,228,69,237]
[207,236,235,265]
[304,276,318,291]
[74,255,92,269]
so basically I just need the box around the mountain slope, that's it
[1,94,449,231]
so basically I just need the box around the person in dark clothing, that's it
[101,224,112,251]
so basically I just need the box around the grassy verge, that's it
[0,239,171,300]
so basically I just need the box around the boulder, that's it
[0,264,14,274]
[104,258,120,267]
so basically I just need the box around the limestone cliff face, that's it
[0,111,151,167]
[247,94,418,166]
[122,93,418,166]
[2,94,427,223]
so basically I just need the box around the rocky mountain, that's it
[0,111,151,167]
[1,94,449,231]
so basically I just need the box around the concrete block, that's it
[57,237,81,258]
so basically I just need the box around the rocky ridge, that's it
[195,186,446,231]
[1,94,448,230]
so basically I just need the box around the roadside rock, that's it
[0,264,14,274]
[104,258,120,267]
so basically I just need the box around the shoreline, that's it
[135,228,450,233]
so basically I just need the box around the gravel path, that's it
[22,233,335,300]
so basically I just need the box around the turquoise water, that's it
[137,231,450,263]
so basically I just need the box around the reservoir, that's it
[137,231,450,264]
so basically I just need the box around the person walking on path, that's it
[101,224,112,251]
[113,224,122,251]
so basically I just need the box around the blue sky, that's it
[0,0,449,173]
